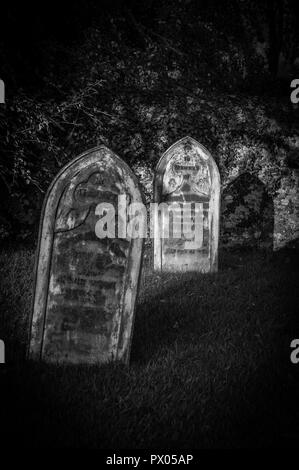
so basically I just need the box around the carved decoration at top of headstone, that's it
[29,146,144,364]
[153,137,220,272]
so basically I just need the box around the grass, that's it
[0,244,298,448]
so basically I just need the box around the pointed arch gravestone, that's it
[153,137,220,272]
[29,146,144,364]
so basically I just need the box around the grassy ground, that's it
[0,244,298,448]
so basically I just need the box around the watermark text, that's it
[0,339,5,363]
[290,339,299,364]
[94,196,207,241]
[290,79,299,104]
[0,79,4,104]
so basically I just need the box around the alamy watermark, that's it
[94,195,206,241]
[290,79,299,104]
[0,79,5,104]
[0,339,4,363]
[290,339,299,364]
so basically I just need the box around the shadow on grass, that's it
[0,245,298,448]
[129,247,299,447]
[131,248,287,363]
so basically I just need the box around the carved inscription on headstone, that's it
[153,137,220,272]
[29,146,144,364]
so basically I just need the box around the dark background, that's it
[0,0,298,450]
[1,0,299,92]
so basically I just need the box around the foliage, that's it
[0,1,298,240]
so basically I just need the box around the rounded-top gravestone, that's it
[29,146,144,364]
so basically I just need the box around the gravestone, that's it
[153,136,220,272]
[29,146,144,364]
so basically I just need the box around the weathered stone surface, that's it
[153,137,220,272]
[29,146,144,364]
